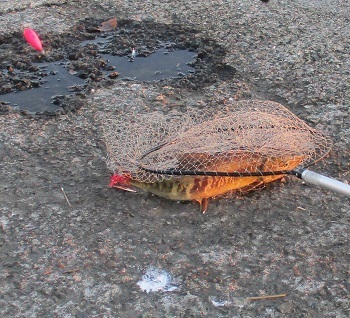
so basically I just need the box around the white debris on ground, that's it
[137,267,178,293]
[209,297,232,307]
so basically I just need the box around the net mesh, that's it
[98,100,332,183]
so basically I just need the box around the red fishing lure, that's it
[23,28,43,52]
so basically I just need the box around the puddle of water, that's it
[0,35,196,114]
[0,62,85,113]
[103,49,195,81]
[82,36,196,81]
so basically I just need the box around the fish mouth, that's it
[111,185,137,193]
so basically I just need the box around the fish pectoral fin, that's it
[197,198,208,213]
[239,180,265,193]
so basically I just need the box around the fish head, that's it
[109,173,137,192]
[109,173,130,188]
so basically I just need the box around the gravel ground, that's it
[0,1,349,317]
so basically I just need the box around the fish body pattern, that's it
[129,174,259,212]
[110,152,304,212]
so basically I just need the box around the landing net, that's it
[99,100,332,183]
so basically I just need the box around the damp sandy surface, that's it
[0,1,349,317]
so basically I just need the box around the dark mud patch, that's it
[0,17,236,116]
[0,61,86,114]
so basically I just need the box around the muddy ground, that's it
[0,1,349,317]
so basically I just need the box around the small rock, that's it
[32,239,40,246]
[108,71,120,79]
[158,244,170,253]
[155,94,166,102]
[106,260,117,269]
[279,302,294,314]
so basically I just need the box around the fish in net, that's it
[98,100,350,212]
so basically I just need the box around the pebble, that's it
[32,239,40,245]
